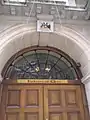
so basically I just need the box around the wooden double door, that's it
[0,84,89,120]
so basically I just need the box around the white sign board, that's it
[37,20,54,33]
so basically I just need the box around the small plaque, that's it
[17,79,68,84]
[37,20,54,33]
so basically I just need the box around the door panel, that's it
[6,85,43,120]
[7,90,20,107]
[44,85,85,120]
[49,113,63,120]
[6,113,19,120]
[26,90,38,106]
[67,112,80,120]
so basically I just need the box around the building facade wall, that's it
[0,18,90,114]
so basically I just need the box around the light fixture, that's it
[45,67,51,72]
[35,67,40,72]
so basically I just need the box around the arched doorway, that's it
[0,24,90,120]
[0,46,89,120]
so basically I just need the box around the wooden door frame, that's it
[80,84,90,119]
[2,79,82,85]
[0,83,3,103]
[0,83,8,120]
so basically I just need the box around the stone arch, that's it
[0,24,90,82]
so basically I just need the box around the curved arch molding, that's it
[0,24,90,82]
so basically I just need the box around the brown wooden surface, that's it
[2,79,81,85]
[0,84,3,103]
[0,84,89,120]
[2,85,43,120]
[0,84,8,120]
[44,85,87,120]
[80,84,90,120]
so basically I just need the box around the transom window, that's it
[4,46,82,80]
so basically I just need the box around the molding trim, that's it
[0,75,3,82]
[82,73,90,84]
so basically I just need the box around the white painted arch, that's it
[0,23,90,113]
[0,24,90,80]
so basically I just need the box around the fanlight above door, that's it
[2,46,82,80]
